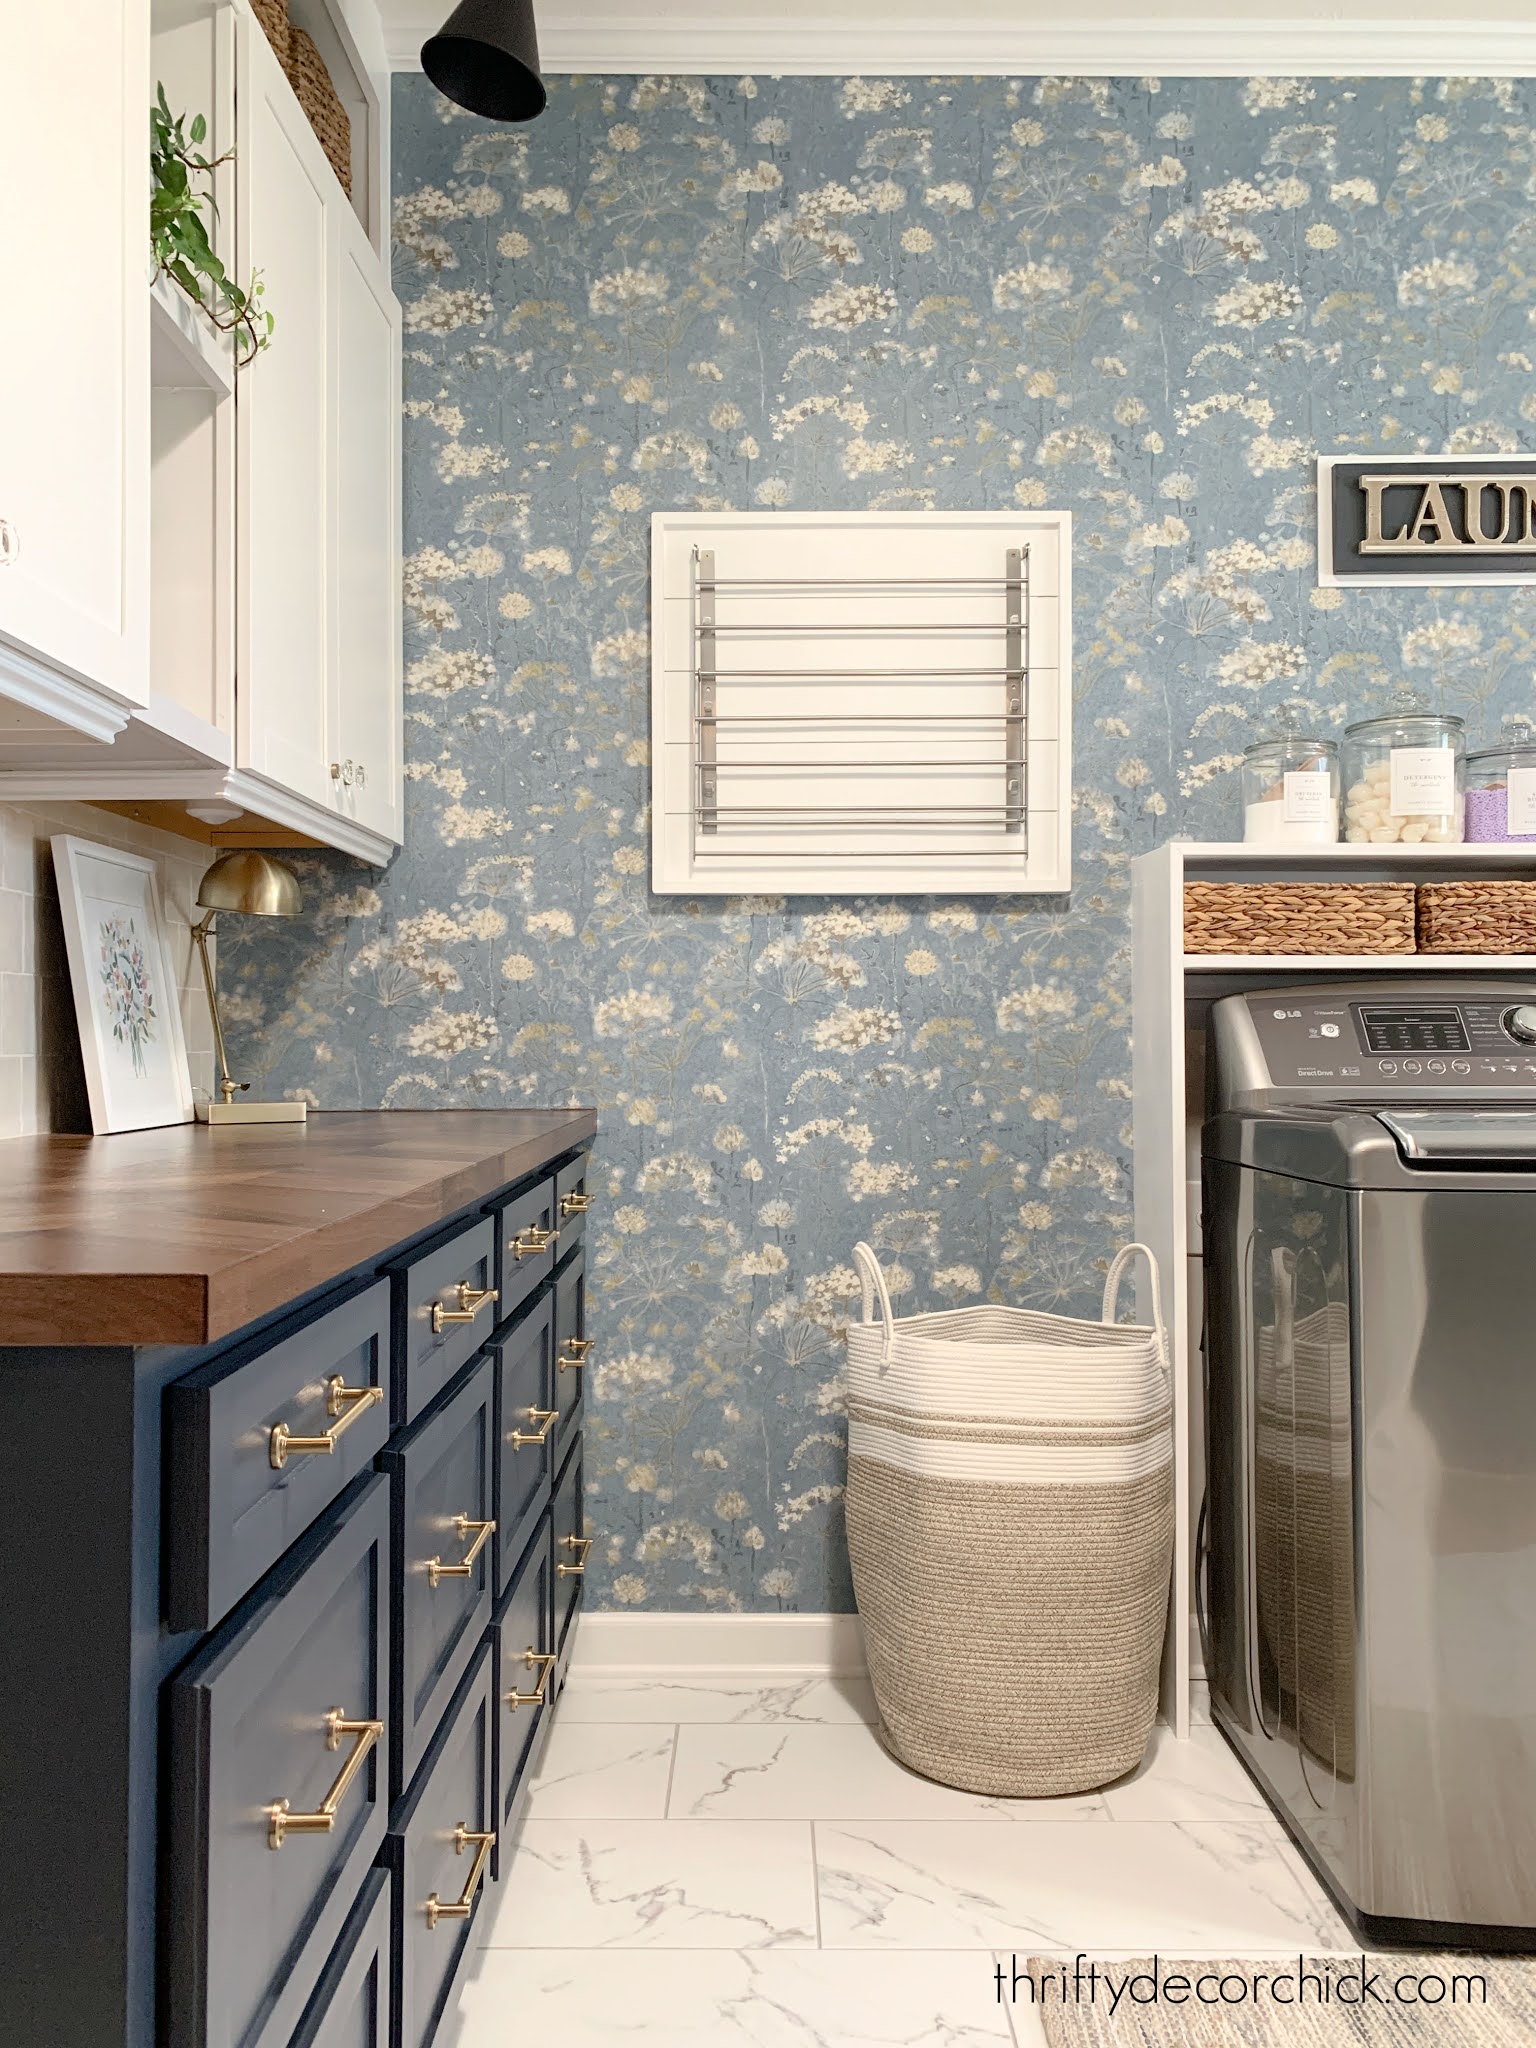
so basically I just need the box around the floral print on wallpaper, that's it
[226,70,1536,1611]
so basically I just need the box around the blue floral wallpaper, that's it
[226,69,1536,1613]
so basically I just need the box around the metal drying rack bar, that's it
[692,545,1030,838]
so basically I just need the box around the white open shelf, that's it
[1185,953,1536,971]
[1131,838,1536,1742]
[150,270,235,398]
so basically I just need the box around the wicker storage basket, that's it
[1183,880,1417,956]
[252,0,290,67]
[286,25,352,196]
[1417,880,1536,954]
[845,1242,1173,1798]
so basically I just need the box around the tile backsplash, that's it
[0,801,216,1140]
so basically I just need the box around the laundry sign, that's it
[1318,455,1536,586]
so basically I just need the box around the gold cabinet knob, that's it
[508,1407,558,1450]
[425,1824,494,1929]
[506,1648,557,1709]
[559,1336,594,1371]
[556,1534,593,1579]
[560,1190,593,1217]
[426,1513,496,1589]
[431,1282,498,1333]
[269,1379,383,1469]
[267,1708,383,1849]
[511,1225,558,1260]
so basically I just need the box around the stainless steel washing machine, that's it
[1204,980,1536,1951]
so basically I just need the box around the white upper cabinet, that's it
[330,210,404,845]
[0,0,150,719]
[235,9,335,810]
[0,0,401,864]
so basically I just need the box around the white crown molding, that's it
[385,10,1536,76]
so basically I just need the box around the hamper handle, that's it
[1101,1243,1170,1392]
[852,1241,895,1364]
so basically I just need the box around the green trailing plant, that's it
[150,84,273,368]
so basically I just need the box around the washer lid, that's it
[1377,1109,1536,1164]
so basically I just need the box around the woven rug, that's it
[1023,1956,1536,2045]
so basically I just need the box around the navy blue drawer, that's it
[492,1512,553,1877]
[385,1644,496,2048]
[552,1244,587,1465]
[165,1473,390,2048]
[554,1150,594,1254]
[290,1868,392,2048]
[492,1293,554,1596]
[552,1438,586,1658]
[486,1174,558,1324]
[387,1216,497,1426]
[165,1281,391,1633]
[381,1354,494,1802]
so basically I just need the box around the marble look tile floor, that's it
[456,1675,1358,2046]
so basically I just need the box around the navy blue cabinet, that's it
[381,1354,495,1800]
[165,1473,391,2048]
[0,1133,590,2048]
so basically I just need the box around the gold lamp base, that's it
[197,1098,308,1125]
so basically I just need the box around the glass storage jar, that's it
[1241,708,1340,845]
[1465,714,1536,843]
[1342,691,1465,844]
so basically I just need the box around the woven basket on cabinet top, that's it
[252,0,290,67]
[1183,880,1417,956]
[843,1241,1174,1798]
[286,24,352,196]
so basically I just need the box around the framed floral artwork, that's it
[52,836,194,1135]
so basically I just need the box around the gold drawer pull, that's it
[270,1379,384,1470]
[425,1823,495,1930]
[511,1225,557,1261]
[559,1336,594,1372]
[559,1190,593,1217]
[267,1709,382,1849]
[506,1648,557,1709]
[431,1282,498,1334]
[508,1407,557,1450]
[556,1534,592,1579]
[427,1514,496,1589]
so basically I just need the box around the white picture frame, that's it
[51,835,195,1135]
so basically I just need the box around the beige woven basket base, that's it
[847,1460,1173,1798]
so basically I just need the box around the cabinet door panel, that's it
[0,0,148,705]
[236,15,331,805]
[331,214,402,844]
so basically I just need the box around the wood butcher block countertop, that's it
[0,1108,597,1348]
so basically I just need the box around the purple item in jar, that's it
[1465,784,1536,843]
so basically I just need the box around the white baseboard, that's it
[567,1611,867,1679]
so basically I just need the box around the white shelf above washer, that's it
[1184,953,1536,971]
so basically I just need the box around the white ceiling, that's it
[382,1,1536,75]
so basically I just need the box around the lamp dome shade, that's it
[195,850,303,919]
[422,0,546,123]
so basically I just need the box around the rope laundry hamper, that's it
[845,1242,1174,1797]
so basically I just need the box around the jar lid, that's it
[1344,685,1464,740]
[1242,701,1337,760]
[1467,712,1536,767]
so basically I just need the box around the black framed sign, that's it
[1318,455,1536,587]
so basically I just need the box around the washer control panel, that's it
[1217,983,1536,1101]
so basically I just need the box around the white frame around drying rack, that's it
[649,510,1072,895]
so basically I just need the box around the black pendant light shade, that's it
[422,0,546,123]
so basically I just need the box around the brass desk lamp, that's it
[190,851,306,1124]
